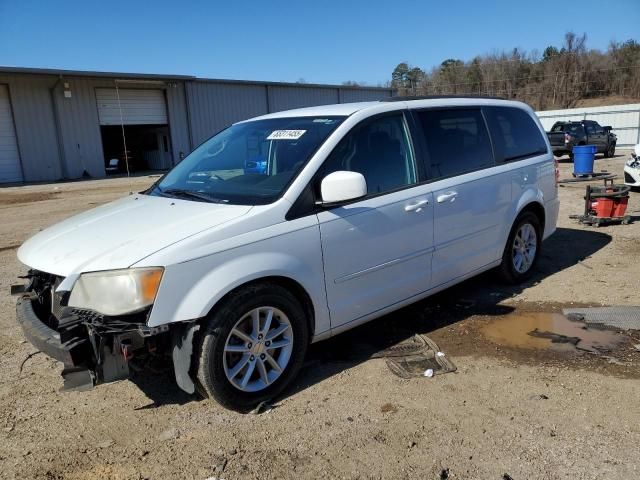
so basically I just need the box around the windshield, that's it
[150,116,345,205]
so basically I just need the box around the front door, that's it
[316,113,434,328]
[585,122,606,152]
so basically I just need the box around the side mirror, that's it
[603,126,613,131]
[320,171,367,205]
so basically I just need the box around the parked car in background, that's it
[15,97,559,411]
[624,144,640,188]
[546,120,616,159]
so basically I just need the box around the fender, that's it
[144,224,331,339]
[498,186,546,256]
[514,186,545,221]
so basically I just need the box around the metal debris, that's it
[250,401,274,415]
[18,350,42,375]
[563,306,640,331]
[385,336,456,379]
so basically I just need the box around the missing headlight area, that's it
[16,269,173,392]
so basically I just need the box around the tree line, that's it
[390,33,640,110]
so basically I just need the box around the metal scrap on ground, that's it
[563,306,640,331]
[382,335,457,379]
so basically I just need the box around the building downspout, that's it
[265,85,271,113]
[49,76,69,179]
[183,81,194,155]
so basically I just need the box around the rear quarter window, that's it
[484,106,548,162]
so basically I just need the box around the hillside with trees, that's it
[391,33,640,111]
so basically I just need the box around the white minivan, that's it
[16,97,559,411]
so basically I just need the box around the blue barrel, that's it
[573,145,597,175]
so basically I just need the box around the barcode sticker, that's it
[267,130,306,140]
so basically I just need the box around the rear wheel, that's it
[195,283,309,412]
[499,212,542,284]
[604,143,616,158]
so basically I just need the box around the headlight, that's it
[68,267,164,316]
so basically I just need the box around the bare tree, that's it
[390,32,640,110]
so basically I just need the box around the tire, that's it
[498,211,542,284]
[604,143,615,158]
[195,283,310,412]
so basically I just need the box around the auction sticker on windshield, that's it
[267,130,306,140]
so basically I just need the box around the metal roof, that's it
[0,66,392,91]
[0,66,194,81]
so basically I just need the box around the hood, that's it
[18,194,252,277]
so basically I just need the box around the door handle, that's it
[404,199,429,212]
[436,191,458,203]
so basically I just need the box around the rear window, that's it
[553,123,584,136]
[484,107,548,162]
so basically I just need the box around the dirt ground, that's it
[1,155,639,480]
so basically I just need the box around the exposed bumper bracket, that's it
[172,322,200,394]
[61,366,95,392]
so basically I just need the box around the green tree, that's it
[542,46,559,61]
[391,62,410,89]
[439,59,464,93]
[406,67,425,93]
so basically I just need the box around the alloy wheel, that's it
[223,307,294,392]
[512,223,537,274]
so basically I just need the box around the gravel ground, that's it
[1,155,639,480]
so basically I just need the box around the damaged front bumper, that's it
[14,272,170,392]
[16,294,82,365]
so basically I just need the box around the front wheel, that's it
[195,283,309,412]
[498,212,542,284]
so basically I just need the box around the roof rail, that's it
[381,94,507,102]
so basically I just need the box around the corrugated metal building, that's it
[0,67,394,184]
[536,103,640,148]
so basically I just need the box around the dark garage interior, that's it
[100,124,172,174]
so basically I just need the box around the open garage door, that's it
[96,88,168,125]
[0,85,23,183]
[96,88,172,173]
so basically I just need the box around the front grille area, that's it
[625,171,636,184]
[51,277,67,320]
[28,270,66,329]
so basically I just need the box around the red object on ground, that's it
[590,188,629,218]
[613,196,629,217]
[591,198,614,217]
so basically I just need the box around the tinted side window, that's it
[318,114,417,195]
[414,108,494,179]
[484,106,548,162]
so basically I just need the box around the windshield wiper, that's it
[159,188,227,203]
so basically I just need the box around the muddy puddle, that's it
[481,312,627,353]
